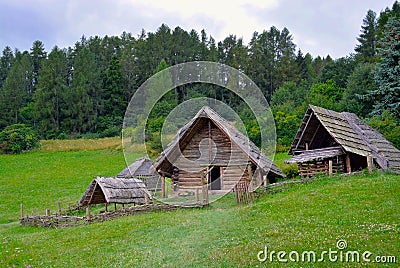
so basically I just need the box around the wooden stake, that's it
[305,142,309,151]
[328,160,333,177]
[105,203,108,212]
[58,201,62,215]
[86,206,91,220]
[45,209,50,217]
[20,203,24,218]
[161,175,166,198]
[346,154,351,173]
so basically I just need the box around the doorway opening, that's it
[208,166,221,190]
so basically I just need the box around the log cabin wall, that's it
[176,119,250,190]
[298,155,346,177]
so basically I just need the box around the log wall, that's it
[298,156,345,177]
[175,121,250,190]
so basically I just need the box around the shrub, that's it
[0,124,39,154]
[282,163,299,178]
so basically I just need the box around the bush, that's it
[0,124,39,154]
[282,163,299,178]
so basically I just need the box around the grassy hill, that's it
[0,138,399,267]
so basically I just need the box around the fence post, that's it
[45,209,50,217]
[328,160,333,177]
[20,203,24,218]
[58,201,62,215]
[86,207,91,220]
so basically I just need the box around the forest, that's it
[0,1,399,153]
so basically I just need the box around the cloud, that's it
[0,0,397,58]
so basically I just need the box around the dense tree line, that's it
[0,1,399,151]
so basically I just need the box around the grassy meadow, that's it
[0,138,399,267]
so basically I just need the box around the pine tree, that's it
[103,54,125,117]
[0,52,33,126]
[30,40,47,97]
[355,10,377,62]
[371,17,400,118]
[33,46,68,136]
[62,47,101,133]
[0,46,14,90]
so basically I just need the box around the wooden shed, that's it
[153,106,284,196]
[286,105,400,176]
[117,157,161,192]
[80,177,152,206]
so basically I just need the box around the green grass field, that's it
[0,138,399,267]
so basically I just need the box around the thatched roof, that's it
[118,157,161,191]
[153,106,284,178]
[80,177,152,205]
[288,105,400,173]
[118,157,156,178]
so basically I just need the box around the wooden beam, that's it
[308,123,321,149]
[295,111,314,150]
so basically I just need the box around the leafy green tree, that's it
[0,124,39,153]
[33,46,68,137]
[355,10,377,62]
[367,111,400,149]
[370,17,400,118]
[320,56,356,88]
[340,63,376,117]
[307,80,342,110]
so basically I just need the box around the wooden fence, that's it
[20,203,203,228]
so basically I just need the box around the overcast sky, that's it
[0,0,395,59]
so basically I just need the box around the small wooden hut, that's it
[153,106,284,196]
[117,157,161,192]
[80,177,152,206]
[286,105,400,176]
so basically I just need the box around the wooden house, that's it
[286,105,400,176]
[117,157,161,192]
[80,177,152,207]
[153,106,284,196]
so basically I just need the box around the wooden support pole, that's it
[86,206,91,220]
[20,203,24,218]
[105,203,108,212]
[367,154,373,173]
[346,154,351,173]
[328,160,333,177]
[114,203,117,211]
[161,175,166,198]
[305,143,309,151]
[45,209,50,217]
